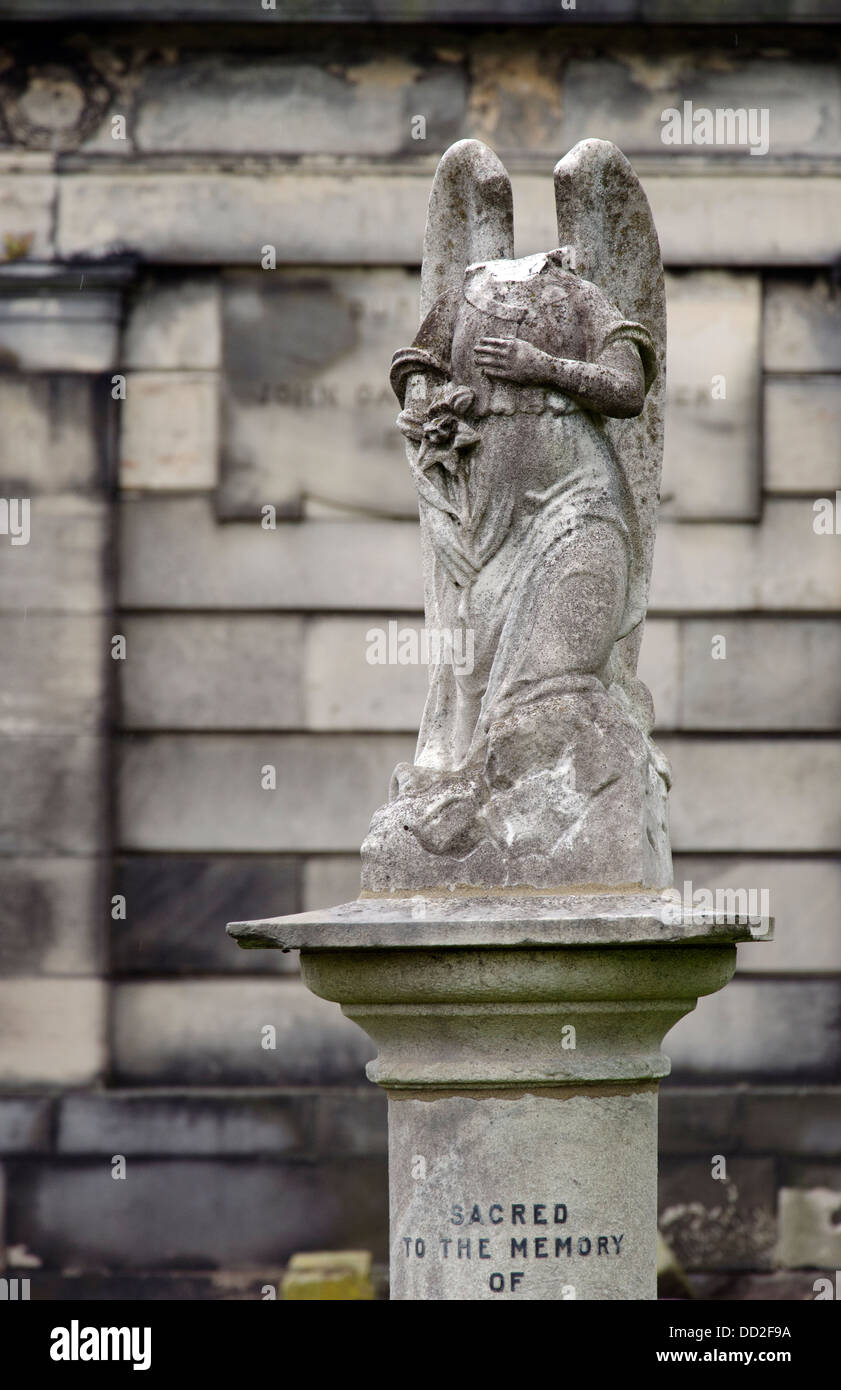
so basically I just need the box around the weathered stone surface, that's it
[5,1158,387,1270]
[777,1187,841,1269]
[658,1086,742,1154]
[563,57,841,158]
[764,276,841,372]
[119,616,305,730]
[0,979,106,1087]
[232,892,767,953]
[123,275,221,370]
[658,1157,777,1271]
[0,375,106,495]
[0,735,106,853]
[118,499,423,610]
[119,371,219,491]
[0,496,108,614]
[0,1098,52,1154]
[666,979,841,1080]
[135,54,466,157]
[111,980,375,1086]
[118,733,413,852]
[660,271,760,520]
[672,855,841,974]
[0,283,121,372]
[0,856,105,976]
[678,619,841,731]
[55,169,841,268]
[689,1270,820,1301]
[218,269,419,520]
[57,1092,315,1157]
[0,169,55,262]
[390,1089,657,1300]
[112,854,300,974]
[765,376,841,495]
[304,617,428,731]
[0,614,107,735]
[361,139,671,892]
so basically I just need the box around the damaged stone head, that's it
[362,138,673,894]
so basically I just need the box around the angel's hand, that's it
[473,337,551,385]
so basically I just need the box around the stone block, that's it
[672,855,841,974]
[281,1249,374,1300]
[0,614,107,736]
[118,498,423,610]
[0,375,106,495]
[314,1088,387,1158]
[0,171,55,263]
[218,269,419,520]
[777,1186,841,1269]
[0,856,106,976]
[740,1090,841,1158]
[0,287,121,373]
[764,376,841,495]
[56,168,841,268]
[658,1086,742,1155]
[119,372,218,491]
[118,733,413,852]
[678,619,841,731]
[658,1157,777,1271]
[764,276,841,372]
[660,271,760,520]
[563,56,841,158]
[135,53,466,157]
[111,980,375,1086]
[304,617,427,731]
[666,979,841,1081]
[663,738,841,852]
[0,734,106,853]
[0,1098,52,1154]
[57,1092,315,1157]
[5,1157,388,1270]
[120,616,305,730]
[302,856,362,911]
[0,979,106,1087]
[637,619,680,730]
[0,496,108,614]
[111,854,300,975]
[651,503,841,613]
[123,275,221,370]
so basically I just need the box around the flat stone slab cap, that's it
[228,891,773,952]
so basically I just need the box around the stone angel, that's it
[362,139,673,893]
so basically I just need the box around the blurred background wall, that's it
[0,1,839,1299]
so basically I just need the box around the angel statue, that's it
[361,139,673,893]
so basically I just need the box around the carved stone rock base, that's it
[361,688,672,893]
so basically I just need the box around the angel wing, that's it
[554,139,666,694]
[420,139,514,323]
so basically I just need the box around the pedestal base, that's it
[228,891,772,1301]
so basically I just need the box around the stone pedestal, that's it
[229,892,772,1302]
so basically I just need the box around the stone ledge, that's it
[229,892,773,953]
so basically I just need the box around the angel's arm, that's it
[473,336,646,419]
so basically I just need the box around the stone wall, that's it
[0,5,839,1297]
